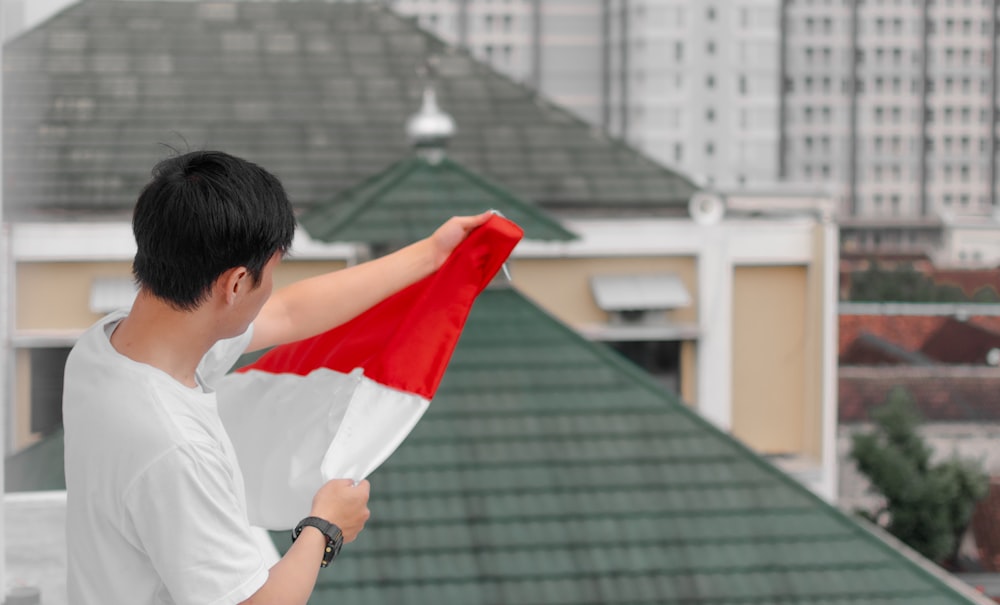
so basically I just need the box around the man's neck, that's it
[110,290,221,388]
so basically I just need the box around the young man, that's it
[62,150,489,604]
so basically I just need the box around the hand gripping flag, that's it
[217,215,523,530]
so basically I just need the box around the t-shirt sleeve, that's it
[122,443,269,605]
[198,325,254,385]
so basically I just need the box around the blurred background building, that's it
[388,0,1000,264]
[10,0,1000,264]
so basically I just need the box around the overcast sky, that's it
[5,0,79,39]
[26,0,78,25]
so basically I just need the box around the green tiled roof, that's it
[281,289,980,604]
[6,289,981,603]
[4,428,64,493]
[299,155,577,243]
[3,0,698,220]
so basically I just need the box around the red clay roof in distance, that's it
[839,367,1000,422]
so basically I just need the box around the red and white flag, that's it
[217,215,522,529]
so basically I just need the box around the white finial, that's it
[406,86,456,162]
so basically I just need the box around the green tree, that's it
[850,387,988,567]
[972,286,1000,303]
[847,261,978,303]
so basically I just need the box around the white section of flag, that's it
[218,367,429,530]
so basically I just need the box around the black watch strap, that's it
[292,516,344,568]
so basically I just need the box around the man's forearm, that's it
[239,528,326,605]
[249,237,436,351]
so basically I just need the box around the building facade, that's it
[784,0,1000,262]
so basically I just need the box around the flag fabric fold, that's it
[217,215,523,529]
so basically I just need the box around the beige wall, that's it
[731,266,808,455]
[14,349,36,450]
[680,340,697,405]
[15,260,348,331]
[512,256,699,405]
[16,262,134,331]
[511,257,698,326]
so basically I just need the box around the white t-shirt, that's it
[63,311,269,605]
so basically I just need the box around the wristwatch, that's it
[292,516,344,568]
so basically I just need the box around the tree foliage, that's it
[848,262,1000,303]
[850,387,988,566]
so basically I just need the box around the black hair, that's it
[131,150,296,311]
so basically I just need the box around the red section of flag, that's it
[238,215,523,399]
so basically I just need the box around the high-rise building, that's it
[383,0,783,189]
[783,0,1000,261]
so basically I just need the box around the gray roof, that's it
[3,0,698,221]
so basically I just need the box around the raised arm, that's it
[248,213,491,352]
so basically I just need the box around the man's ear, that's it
[216,266,250,305]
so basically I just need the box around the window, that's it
[706,75,716,88]
[706,40,716,55]
[608,341,681,392]
[706,141,715,156]
[28,347,72,436]
[706,108,716,122]
[675,41,684,61]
